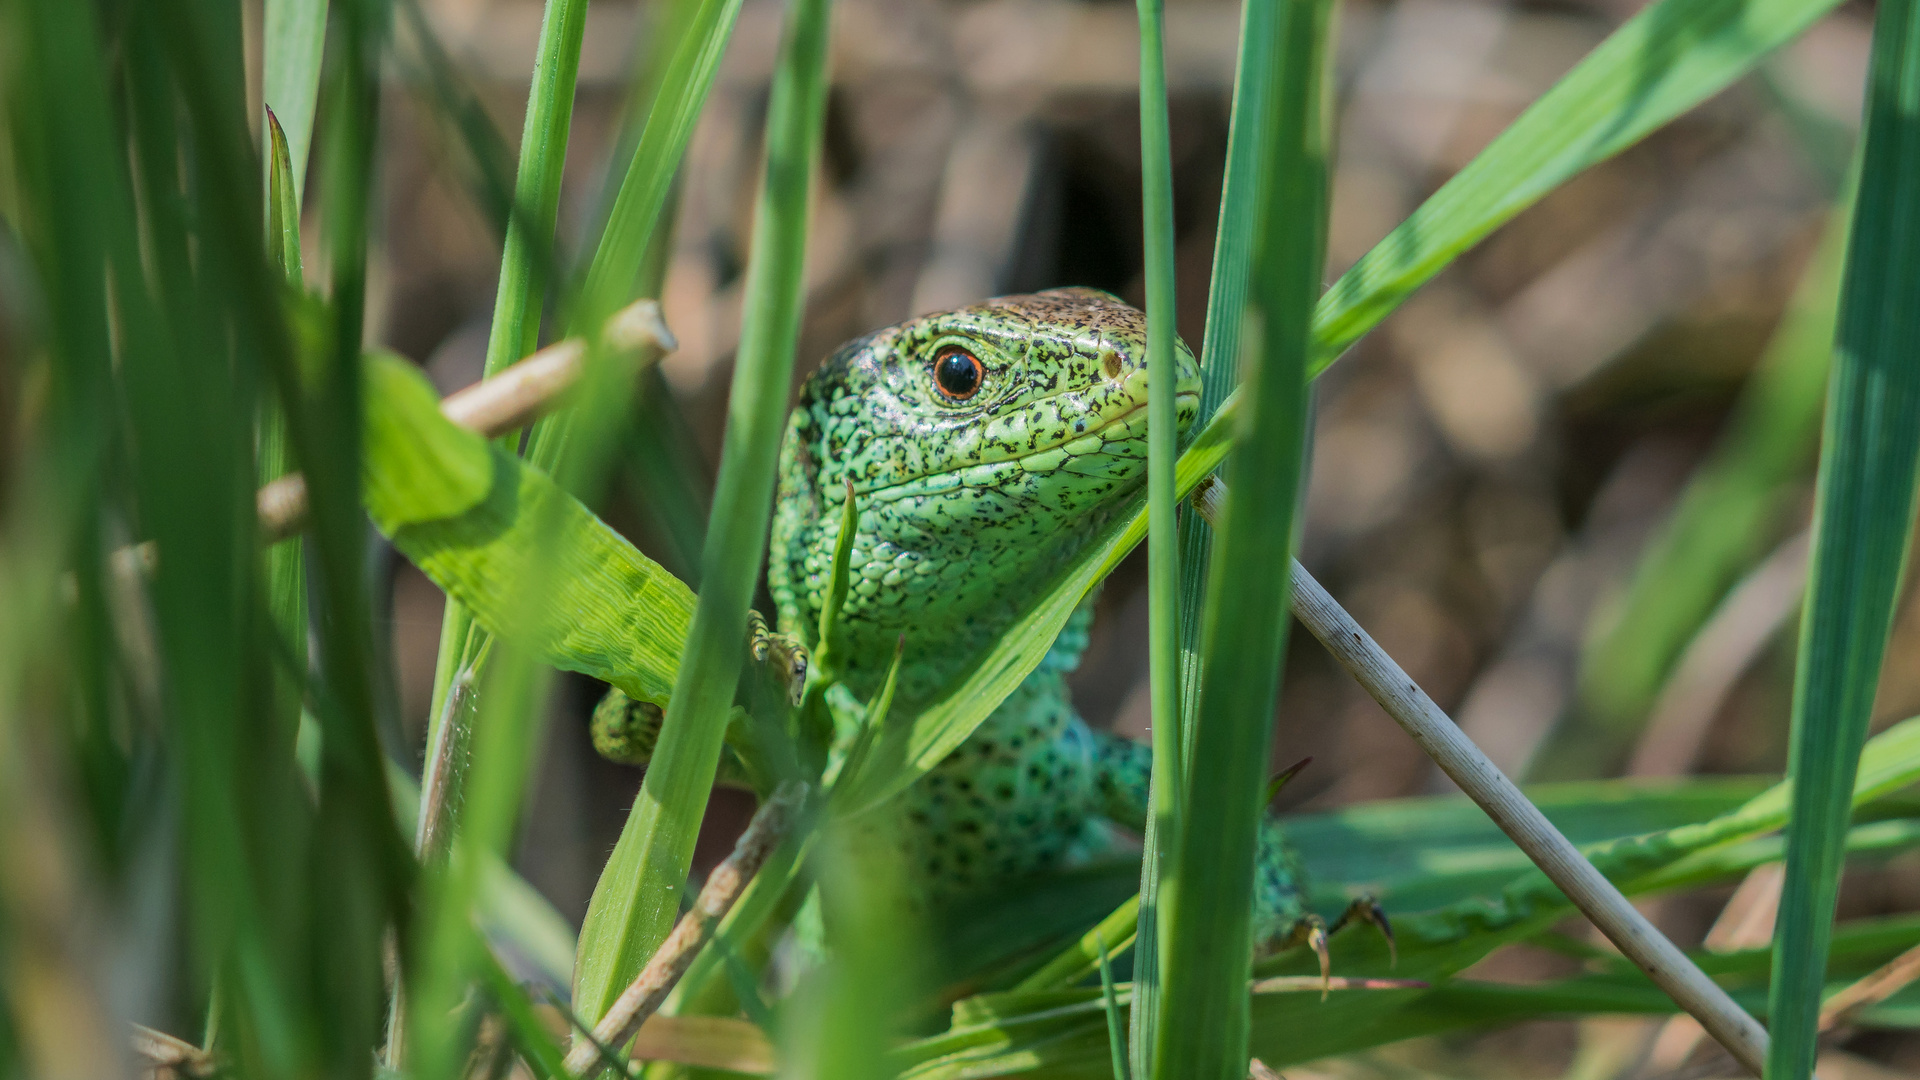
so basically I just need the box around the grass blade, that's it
[1766,3,1920,1074]
[1177,0,1280,722]
[263,0,330,204]
[482,0,588,386]
[1130,0,1183,1071]
[572,0,834,1026]
[422,0,588,721]
[414,0,590,965]
[1147,0,1330,1075]
[361,354,696,709]
[1098,937,1130,1080]
[1308,0,1845,374]
[570,0,743,335]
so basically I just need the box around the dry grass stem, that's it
[564,781,807,1077]
[1642,863,1787,1074]
[257,298,674,542]
[130,1023,216,1078]
[1192,478,1772,1077]
[416,670,479,862]
[1820,941,1920,1032]
[1248,976,1428,993]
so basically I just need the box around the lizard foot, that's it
[1266,894,1396,999]
[1326,894,1396,969]
[747,610,808,707]
[591,689,663,766]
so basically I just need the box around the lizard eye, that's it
[932,346,984,402]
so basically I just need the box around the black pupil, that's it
[936,350,981,398]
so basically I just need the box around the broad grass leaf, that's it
[361,354,694,708]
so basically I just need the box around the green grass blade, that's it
[1176,0,1279,724]
[1309,0,1844,374]
[263,0,330,205]
[1131,0,1183,1071]
[572,0,834,1027]
[571,0,743,333]
[1148,0,1330,1074]
[1766,2,1920,1074]
[264,109,306,283]
[1098,938,1130,1080]
[362,354,696,706]
[892,719,1920,1078]
[1151,0,1280,1056]
[1569,179,1855,763]
[418,0,589,894]
[259,113,312,984]
[482,0,588,378]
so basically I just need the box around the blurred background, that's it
[365,0,1915,1072]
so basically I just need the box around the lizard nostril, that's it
[1100,348,1125,382]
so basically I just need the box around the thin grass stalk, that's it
[1099,937,1131,1080]
[1152,0,1278,1056]
[477,0,582,379]
[417,0,589,893]
[262,104,310,816]
[294,1,418,1068]
[1150,0,1330,1074]
[1131,0,1183,1071]
[1765,2,1920,1074]
[569,0,740,330]
[423,0,588,727]
[407,639,554,1080]
[571,0,834,1026]
[1177,0,1279,719]
[525,0,736,493]
[132,4,355,1066]
[1276,552,1772,1073]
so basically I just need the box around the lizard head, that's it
[769,287,1200,708]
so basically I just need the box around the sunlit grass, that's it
[0,0,1916,1078]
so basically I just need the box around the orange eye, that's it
[932,346,984,401]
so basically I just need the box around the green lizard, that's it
[595,287,1386,965]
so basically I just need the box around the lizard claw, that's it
[1327,894,1396,969]
[1307,920,1331,1000]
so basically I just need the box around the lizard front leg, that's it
[1084,726,1391,969]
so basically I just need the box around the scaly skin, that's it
[600,288,1373,952]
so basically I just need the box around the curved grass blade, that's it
[890,719,1920,1079]
[362,354,696,708]
[572,0,835,1026]
[1767,2,1920,1073]
[1308,0,1846,374]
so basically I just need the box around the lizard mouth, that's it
[868,387,1201,502]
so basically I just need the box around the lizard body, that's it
[600,288,1376,954]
